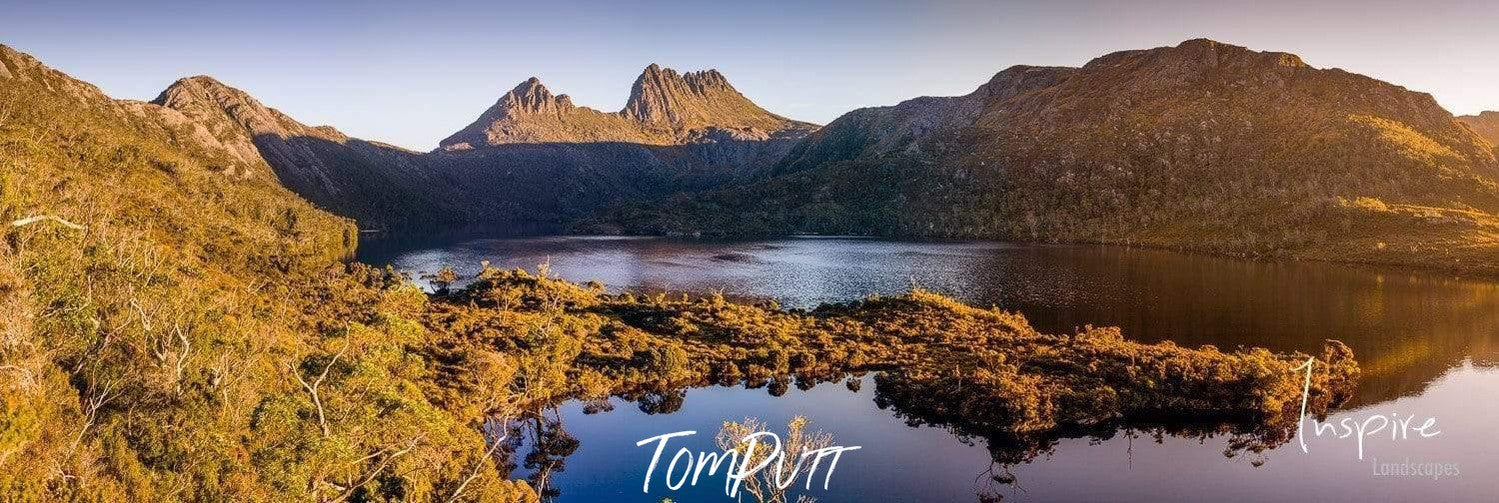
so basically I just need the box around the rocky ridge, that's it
[439,64,816,150]
[150,76,475,226]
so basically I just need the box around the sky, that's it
[3,0,1497,150]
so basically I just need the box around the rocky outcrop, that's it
[0,44,110,102]
[439,64,815,150]
[439,77,651,148]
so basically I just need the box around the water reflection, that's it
[498,363,1497,502]
[367,236,1499,501]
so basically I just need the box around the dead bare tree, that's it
[150,320,192,396]
[68,377,118,454]
[209,351,243,413]
[328,434,426,503]
[286,340,350,438]
[445,416,512,503]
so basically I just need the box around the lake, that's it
[360,235,1499,502]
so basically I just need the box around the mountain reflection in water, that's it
[363,236,1499,501]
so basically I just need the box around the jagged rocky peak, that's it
[153,75,249,111]
[623,63,741,124]
[440,64,816,150]
[499,77,575,115]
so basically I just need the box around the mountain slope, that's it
[1459,111,1499,147]
[609,39,1499,274]
[151,76,479,227]
[440,64,815,150]
[1,43,536,501]
[774,65,1074,174]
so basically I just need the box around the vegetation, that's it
[0,55,532,501]
[1,41,1361,501]
[715,416,833,503]
[422,268,1358,499]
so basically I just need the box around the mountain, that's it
[421,66,818,228]
[440,64,815,150]
[607,39,1499,274]
[774,65,1074,174]
[149,76,482,227]
[1459,111,1499,147]
[138,65,817,230]
[16,37,1497,273]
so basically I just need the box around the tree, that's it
[432,266,459,294]
[714,416,834,503]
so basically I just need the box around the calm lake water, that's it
[360,236,1499,502]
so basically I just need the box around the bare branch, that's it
[67,377,118,454]
[446,416,511,503]
[330,434,425,503]
[10,215,86,231]
[287,339,350,438]
[170,323,191,395]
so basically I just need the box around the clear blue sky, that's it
[4,0,1496,150]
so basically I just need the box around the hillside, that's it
[605,39,1499,274]
[0,44,536,501]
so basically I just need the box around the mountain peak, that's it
[0,44,110,101]
[440,65,815,149]
[176,74,229,86]
[1085,38,1309,74]
[155,75,251,108]
[514,76,546,93]
[155,75,252,110]
[153,74,347,143]
[498,76,569,115]
[623,64,757,125]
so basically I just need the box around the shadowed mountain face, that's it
[136,65,817,229]
[150,76,481,226]
[607,39,1499,274]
